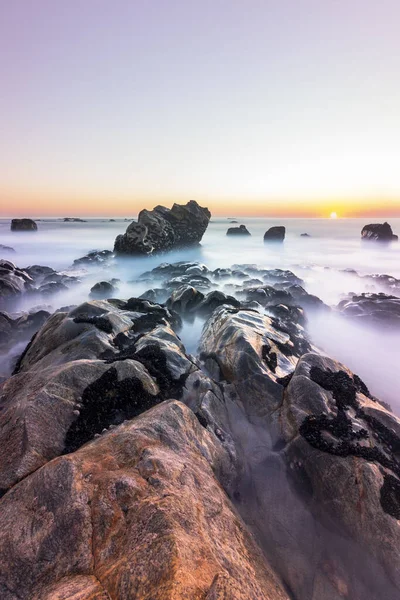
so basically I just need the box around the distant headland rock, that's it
[264,226,285,242]
[361,222,398,242]
[114,200,211,255]
[10,218,37,232]
[63,217,87,222]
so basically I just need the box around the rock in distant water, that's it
[10,218,37,231]
[63,217,87,222]
[361,222,398,242]
[300,232,310,237]
[264,226,285,242]
[114,200,211,255]
[226,224,251,236]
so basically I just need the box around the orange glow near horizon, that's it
[1,188,400,219]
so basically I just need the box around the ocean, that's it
[1,216,400,408]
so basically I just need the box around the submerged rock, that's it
[361,222,398,242]
[226,224,251,236]
[264,226,285,242]
[10,218,37,231]
[338,292,400,327]
[73,249,114,266]
[140,261,209,282]
[0,244,15,255]
[114,200,211,255]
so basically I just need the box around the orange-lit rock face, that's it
[0,400,289,600]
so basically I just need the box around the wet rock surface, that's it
[114,200,211,255]
[0,260,33,308]
[73,249,114,266]
[1,258,400,599]
[275,353,400,597]
[338,292,400,327]
[0,400,289,600]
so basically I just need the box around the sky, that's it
[0,0,399,218]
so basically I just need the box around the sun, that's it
[330,211,338,219]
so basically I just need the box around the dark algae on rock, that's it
[64,366,161,453]
[300,365,400,519]
[1,260,400,599]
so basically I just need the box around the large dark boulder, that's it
[361,222,398,242]
[226,224,251,236]
[114,200,211,255]
[10,218,37,231]
[264,226,285,242]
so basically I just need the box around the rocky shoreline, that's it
[1,207,400,598]
[0,254,399,598]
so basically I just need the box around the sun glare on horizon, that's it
[330,212,338,219]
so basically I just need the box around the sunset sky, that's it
[1,0,399,218]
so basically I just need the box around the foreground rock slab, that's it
[0,400,289,600]
[0,298,189,490]
[275,352,400,598]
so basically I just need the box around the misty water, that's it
[1,216,400,409]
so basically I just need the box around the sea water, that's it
[1,216,400,408]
